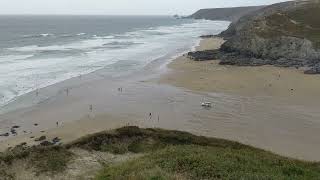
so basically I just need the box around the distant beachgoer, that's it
[89,105,93,112]
[56,122,59,127]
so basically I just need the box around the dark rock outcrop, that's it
[0,133,9,137]
[187,50,220,61]
[10,128,17,135]
[52,137,61,144]
[200,35,216,38]
[35,136,46,142]
[40,141,54,146]
[217,0,320,74]
[305,63,320,74]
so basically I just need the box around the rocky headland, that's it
[189,0,320,74]
[189,6,265,22]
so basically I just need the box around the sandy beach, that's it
[161,37,320,105]
[1,37,320,162]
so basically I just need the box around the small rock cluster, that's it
[187,50,220,61]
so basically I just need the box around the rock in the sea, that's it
[187,50,220,61]
[12,125,20,129]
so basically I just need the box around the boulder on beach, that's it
[35,136,46,142]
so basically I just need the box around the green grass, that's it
[30,146,74,175]
[256,1,320,49]
[0,145,73,177]
[96,145,320,180]
[1,126,320,179]
[93,127,320,180]
[70,126,247,155]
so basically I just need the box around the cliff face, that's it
[189,6,265,22]
[219,0,320,73]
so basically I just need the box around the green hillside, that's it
[1,127,320,179]
[257,1,320,48]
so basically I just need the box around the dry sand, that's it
[0,114,134,152]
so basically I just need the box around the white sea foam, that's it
[22,33,54,38]
[77,33,86,36]
[0,20,230,108]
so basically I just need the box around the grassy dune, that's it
[1,127,320,179]
[92,127,320,180]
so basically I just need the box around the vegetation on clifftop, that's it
[94,127,320,180]
[256,1,320,48]
[1,127,320,179]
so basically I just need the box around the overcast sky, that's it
[0,0,289,15]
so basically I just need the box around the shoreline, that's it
[0,37,207,150]
[1,37,320,161]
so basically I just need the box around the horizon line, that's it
[0,14,183,16]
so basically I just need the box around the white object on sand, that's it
[201,102,212,108]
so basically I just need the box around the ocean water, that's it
[0,15,230,108]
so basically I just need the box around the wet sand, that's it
[1,37,320,161]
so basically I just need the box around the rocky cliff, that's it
[218,0,320,74]
[189,6,265,22]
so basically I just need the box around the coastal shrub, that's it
[0,145,30,165]
[0,144,74,177]
[91,127,320,179]
[100,143,128,155]
[30,146,73,175]
[0,169,15,180]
